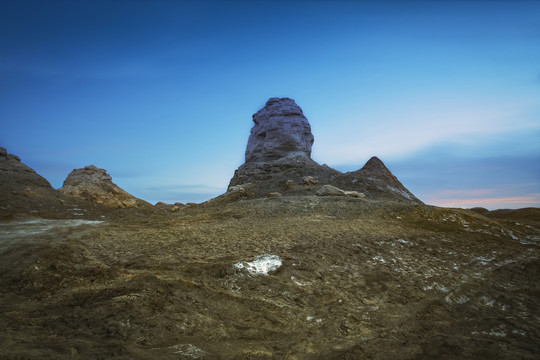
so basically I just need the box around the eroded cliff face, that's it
[226,98,421,204]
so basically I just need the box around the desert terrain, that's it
[0,197,539,359]
[1,98,539,359]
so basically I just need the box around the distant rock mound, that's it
[472,207,540,222]
[59,165,150,208]
[226,98,421,203]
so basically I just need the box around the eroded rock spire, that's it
[245,98,314,163]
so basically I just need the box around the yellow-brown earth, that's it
[1,197,539,359]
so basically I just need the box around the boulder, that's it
[316,185,365,198]
[303,176,319,186]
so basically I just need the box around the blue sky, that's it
[1,0,539,209]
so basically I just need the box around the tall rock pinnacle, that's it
[245,98,314,163]
[226,97,422,204]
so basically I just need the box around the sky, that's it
[1,0,539,210]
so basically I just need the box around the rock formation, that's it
[0,147,55,194]
[0,146,78,219]
[59,165,150,208]
[227,98,421,203]
[316,184,365,198]
[245,97,314,163]
[0,146,62,210]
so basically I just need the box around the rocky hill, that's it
[226,98,421,203]
[0,147,56,197]
[59,165,150,208]
[1,99,539,359]
[0,147,67,217]
[0,147,152,219]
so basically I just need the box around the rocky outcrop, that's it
[0,147,54,192]
[227,98,422,204]
[316,185,365,198]
[59,165,150,208]
[245,97,314,163]
[344,156,418,202]
[0,147,77,219]
[0,147,60,204]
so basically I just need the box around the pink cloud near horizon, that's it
[425,193,540,210]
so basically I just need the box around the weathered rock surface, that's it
[0,147,54,193]
[245,97,314,163]
[228,98,422,204]
[344,156,418,201]
[0,147,64,216]
[316,184,365,198]
[59,165,150,208]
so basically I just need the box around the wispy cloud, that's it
[314,98,540,166]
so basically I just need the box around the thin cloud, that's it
[425,194,540,209]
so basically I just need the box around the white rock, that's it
[234,254,282,275]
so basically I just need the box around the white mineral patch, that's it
[291,276,308,286]
[234,254,282,275]
[372,256,386,264]
[488,329,507,337]
[423,282,449,292]
[476,256,495,265]
[170,344,207,358]
[386,186,412,200]
[397,238,409,245]
[0,219,105,241]
[520,235,540,245]
[480,296,495,307]
[445,294,470,305]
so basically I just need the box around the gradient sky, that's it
[1,0,539,210]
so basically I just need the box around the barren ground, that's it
[1,197,539,359]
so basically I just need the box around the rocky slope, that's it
[0,197,538,359]
[59,165,150,208]
[0,148,153,219]
[227,98,420,203]
[0,147,56,197]
[0,147,68,218]
[470,207,540,222]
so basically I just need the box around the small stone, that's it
[343,191,365,198]
[303,176,319,186]
[267,192,281,197]
[228,185,246,194]
[284,180,295,189]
